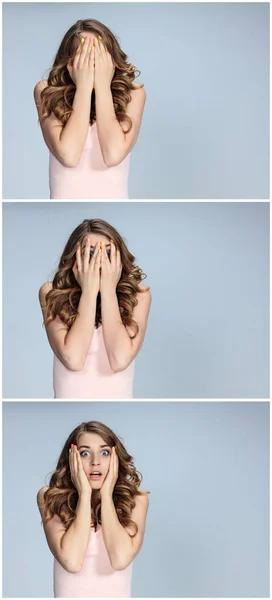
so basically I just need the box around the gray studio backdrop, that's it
[2,202,270,399]
[2,2,269,199]
[2,401,270,598]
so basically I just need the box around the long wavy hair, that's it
[43,421,146,536]
[43,218,148,338]
[39,19,143,132]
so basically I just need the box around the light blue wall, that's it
[2,202,269,398]
[2,401,270,597]
[2,2,269,199]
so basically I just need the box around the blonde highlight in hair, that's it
[39,19,143,132]
[43,421,146,536]
[44,218,148,338]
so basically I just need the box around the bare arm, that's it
[34,37,95,167]
[95,85,146,167]
[100,241,151,372]
[37,448,92,573]
[94,37,146,167]
[101,287,151,372]
[101,492,149,570]
[39,240,100,371]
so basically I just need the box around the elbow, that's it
[61,354,85,372]
[103,151,123,168]
[109,357,131,373]
[59,555,83,573]
[66,563,83,574]
[64,360,84,372]
[59,155,80,168]
[110,556,131,571]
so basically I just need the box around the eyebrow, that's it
[78,444,110,449]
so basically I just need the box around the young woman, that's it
[39,218,151,398]
[37,421,149,598]
[34,19,146,199]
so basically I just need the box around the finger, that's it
[73,39,83,67]
[83,237,91,271]
[80,35,91,65]
[113,446,119,477]
[102,241,109,262]
[69,444,75,483]
[116,248,121,269]
[91,242,101,270]
[94,37,101,54]
[88,43,95,66]
[110,240,116,265]
[86,38,94,65]
[76,243,82,273]
[100,242,107,266]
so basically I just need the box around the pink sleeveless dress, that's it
[53,326,135,399]
[49,123,130,199]
[54,527,133,598]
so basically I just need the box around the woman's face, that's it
[77,432,112,489]
[67,32,99,80]
[81,233,112,261]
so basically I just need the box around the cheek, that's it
[82,461,89,476]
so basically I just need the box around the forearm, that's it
[62,289,97,370]
[59,86,92,166]
[101,288,133,371]
[60,492,91,572]
[95,84,126,166]
[101,494,133,570]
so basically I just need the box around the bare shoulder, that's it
[34,79,48,103]
[130,85,146,104]
[37,485,49,517]
[136,491,150,508]
[39,281,53,305]
[137,285,152,304]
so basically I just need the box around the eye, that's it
[101,450,110,456]
[80,451,90,457]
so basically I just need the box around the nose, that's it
[91,454,100,465]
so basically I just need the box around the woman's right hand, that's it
[69,444,92,497]
[73,239,101,297]
[70,36,95,93]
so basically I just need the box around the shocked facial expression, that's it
[77,432,112,489]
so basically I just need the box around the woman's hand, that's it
[69,444,92,497]
[100,446,119,499]
[69,35,95,93]
[73,239,101,297]
[93,37,115,90]
[100,241,122,295]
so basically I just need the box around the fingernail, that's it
[102,241,105,247]
[99,35,102,39]
[99,249,101,253]
[69,448,71,453]
[81,37,85,44]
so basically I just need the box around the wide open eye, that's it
[80,450,90,457]
[101,450,110,456]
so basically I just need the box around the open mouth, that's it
[89,471,102,480]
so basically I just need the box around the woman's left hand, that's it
[100,240,122,294]
[100,446,119,498]
[94,37,115,89]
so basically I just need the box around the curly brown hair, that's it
[44,218,148,339]
[39,18,143,132]
[43,421,146,536]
